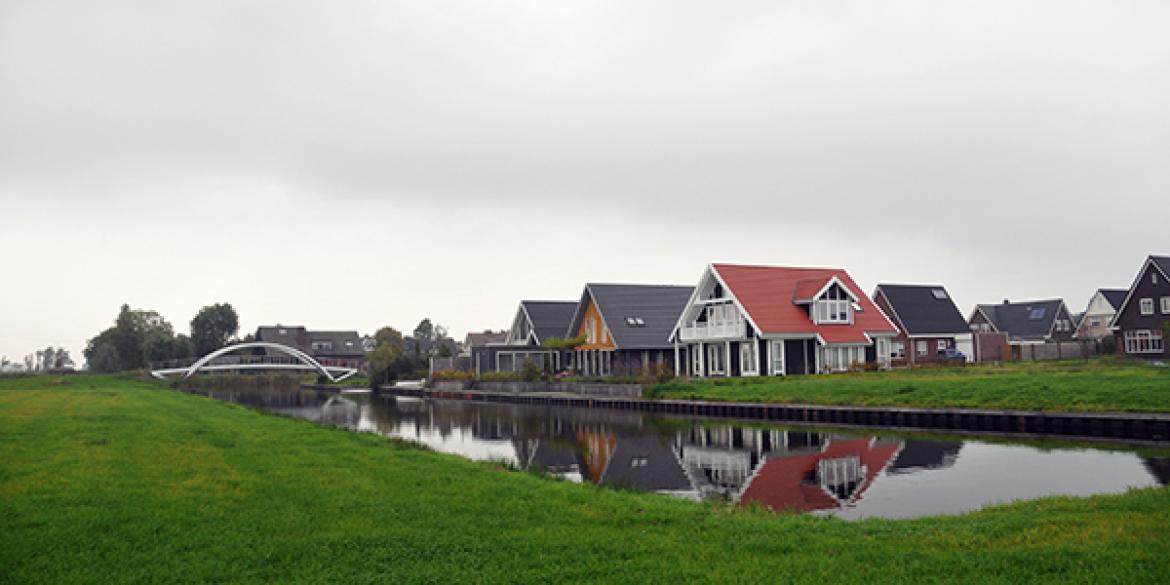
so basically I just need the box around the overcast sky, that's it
[2,0,1169,363]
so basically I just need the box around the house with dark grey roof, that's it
[475,300,577,374]
[872,284,973,366]
[255,325,367,371]
[1109,255,1170,359]
[462,331,507,353]
[967,299,1076,344]
[567,283,694,376]
[1073,288,1129,340]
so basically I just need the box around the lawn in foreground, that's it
[2,374,1168,584]
[649,357,1170,413]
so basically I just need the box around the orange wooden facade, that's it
[574,296,616,351]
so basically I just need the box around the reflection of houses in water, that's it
[1143,457,1170,486]
[577,431,618,483]
[513,431,698,495]
[675,427,828,500]
[600,436,696,496]
[886,441,961,474]
[739,437,902,513]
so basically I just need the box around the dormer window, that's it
[812,282,854,324]
[815,300,852,324]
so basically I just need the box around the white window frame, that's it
[1162,297,1170,315]
[916,340,928,356]
[770,340,785,375]
[740,343,757,375]
[1140,298,1155,316]
[814,299,852,324]
[937,339,947,351]
[1124,329,1164,354]
[891,341,905,359]
[707,344,726,375]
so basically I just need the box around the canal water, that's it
[189,387,1170,520]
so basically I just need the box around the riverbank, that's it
[649,358,1170,413]
[3,374,1169,583]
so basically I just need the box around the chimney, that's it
[1002,299,1010,305]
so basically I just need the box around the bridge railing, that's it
[148,354,316,371]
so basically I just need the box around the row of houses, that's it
[464,254,1170,377]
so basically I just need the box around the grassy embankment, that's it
[648,357,1170,413]
[2,374,1169,583]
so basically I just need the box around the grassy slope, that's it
[1,375,1168,584]
[649,358,1170,413]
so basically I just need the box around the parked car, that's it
[939,349,967,362]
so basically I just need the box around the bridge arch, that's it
[180,341,354,383]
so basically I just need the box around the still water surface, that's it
[192,388,1169,520]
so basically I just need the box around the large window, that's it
[1125,330,1164,354]
[771,340,785,375]
[1140,298,1155,315]
[814,300,851,324]
[740,343,757,375]
[822,346,865,372]
[1162,297,1170,314]
[813,284,853,324]
[707,344,726,375]
[916,340,928,356]
[891,341,906,359]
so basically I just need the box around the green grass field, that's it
[3,374,1169,583]
[648,358,1170,413]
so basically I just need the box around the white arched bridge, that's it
[150,341,359,383]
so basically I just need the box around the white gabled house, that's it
[669,264,900,376]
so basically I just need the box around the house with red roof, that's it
[669,264,899,376]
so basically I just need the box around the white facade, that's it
[671,267,892,377]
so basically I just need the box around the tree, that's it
[49,347,74,370]
[368,326,405,386]
[24,347,73,372]
[190,303,239,357]
[114,304,148,369]
[143,330,191,364]
[413,319,434,342]
[85,327,122,372]
[436,343,453,358]
[87,343,121,373]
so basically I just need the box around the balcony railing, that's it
[678,321,744,342]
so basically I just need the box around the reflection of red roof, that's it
[740,438,902,513]
[713,264,898,344]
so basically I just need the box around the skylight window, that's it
[625,317,646,327]
[1028,308,1046,320]
[931,289,948,300]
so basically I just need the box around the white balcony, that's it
[678,321,744,342]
